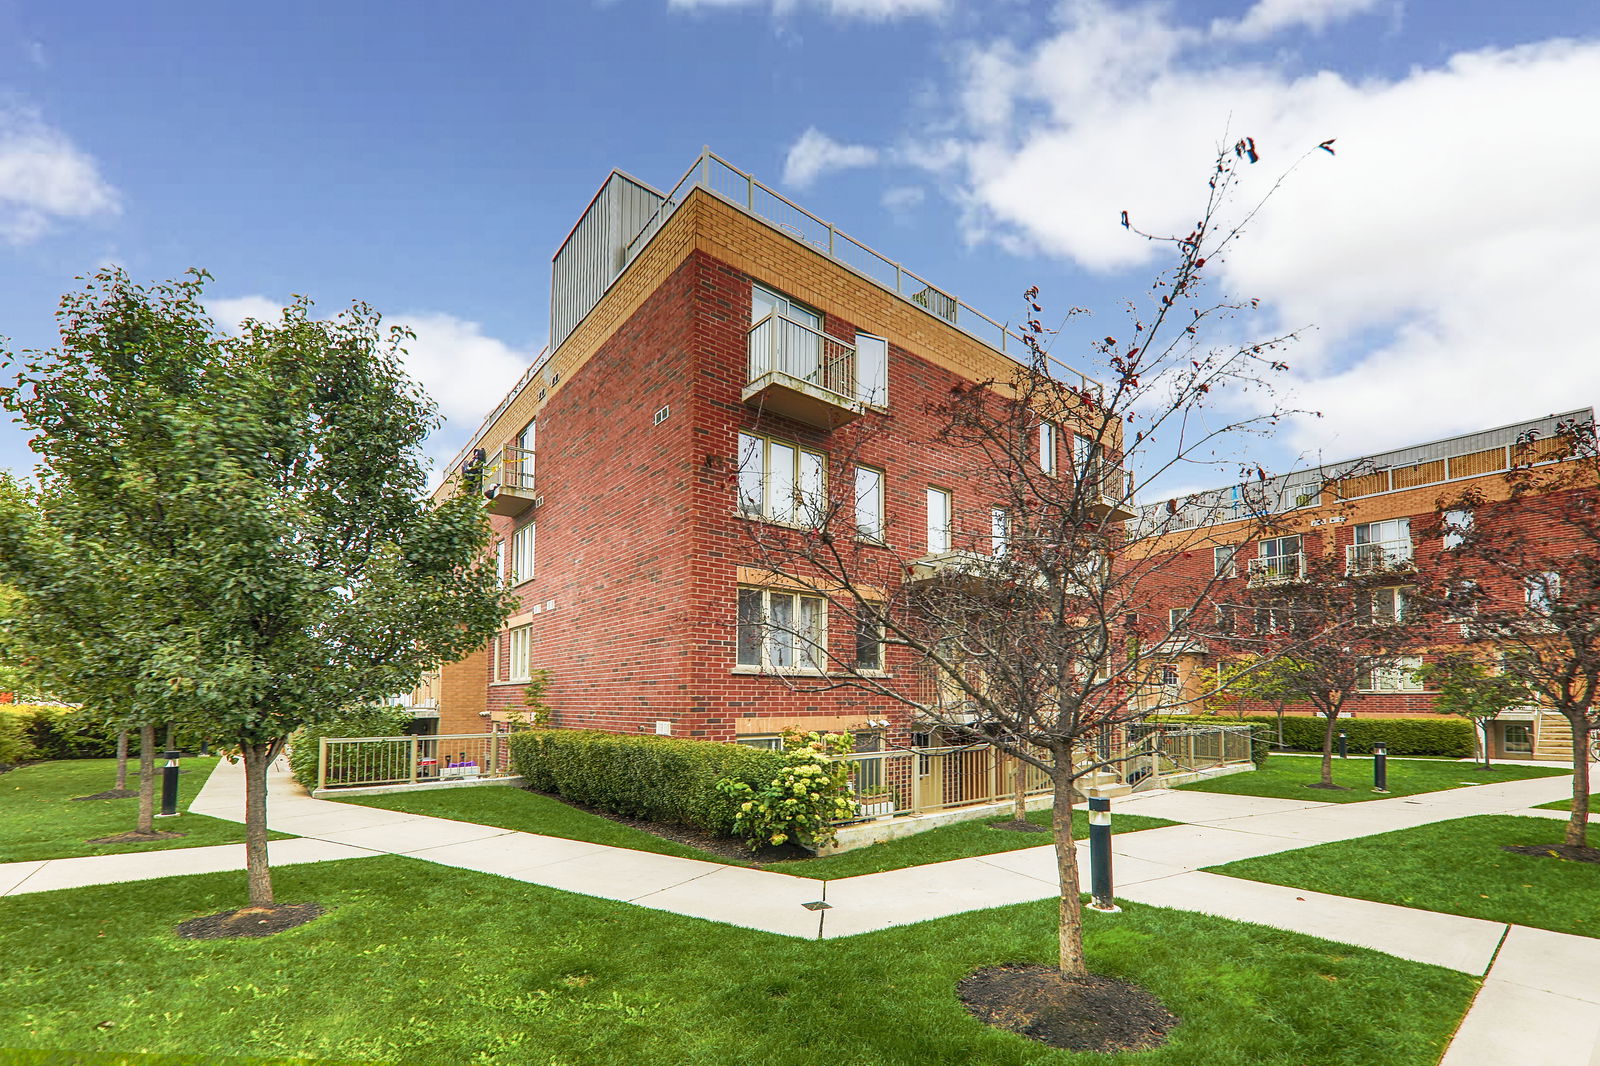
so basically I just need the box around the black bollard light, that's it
[1372,741,1389,794]
[157,750,181,817]
[1338,731,1348,759]
[1087,794,1120,913]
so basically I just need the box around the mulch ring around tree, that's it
[73,788,140,801]
[988,819,1051,834]
[1502,843,1600,864]
[87,829,185,844]
[958,964,1179,1052]
[176,902,326,939]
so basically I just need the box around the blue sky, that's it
[2,0,1597,495]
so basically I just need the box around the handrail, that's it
[625,147,1104,398]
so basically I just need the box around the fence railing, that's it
[1247,551,1307,586]
[624,148,1104,398]
[1346,539,1415,575]
[829,724,1254,824]
[747,310,856,400]
[484,445,536,497]
[316,732,516,791]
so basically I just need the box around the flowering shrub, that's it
[716,731,857,851]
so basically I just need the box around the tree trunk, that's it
[1319,707,1339,787]
[1012,753,1028,822]
[1050,772,1088,977]
[1566,716,1591,850]
[114,730,129,790]
[136,724,155,833]
[241,738,285,908]
[164,722,176,751]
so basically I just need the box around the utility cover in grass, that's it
[957,964,1179,1052]
[176,902,325,939]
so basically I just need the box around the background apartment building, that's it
[425,150,1112,751]
[1136,410,1597,762]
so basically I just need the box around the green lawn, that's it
[1209,815,1600,938]
[0,758,290,863]
[1174,756,1568,803]
[1536,788,1598,811]
[335,786,1175,880]
[0,855,1475,1066]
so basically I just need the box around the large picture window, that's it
[736,588,827,671]
[738,432,826,525]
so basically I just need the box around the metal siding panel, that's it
[549,174,664,350]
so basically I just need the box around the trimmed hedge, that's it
[1204,714,1475,758]
[1146,716,1274,766]
[0,704,118,761]
[0,710,38,767]
[288,705,418,791]
[509,729,785,838]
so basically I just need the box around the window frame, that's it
[854,464,884,541]
[1039,422,1057,475]
[1213,543,1239,578]
[1441,508,1474,550]
[738,431,827,527]
[854,617,885,673]
[990,507,1009,557]
[510,521,536,586]
[1364,586,1409,626]
[1357,655,1424,693]
[926,486,953,554]
[1526,571,1561,615]
[735,587,829,674]
[507,625,533,684]
[854,331,888,408]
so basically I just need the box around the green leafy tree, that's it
[1415,652,1533,770]
[0,269,509,910]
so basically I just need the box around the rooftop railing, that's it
[624,148,1103,399]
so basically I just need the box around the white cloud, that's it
[783,127,880,188]
[1211,0,1385,42]
[209,296,534,473]
[881,184,926,212]
[0,105,120,244]
[667,0,944,17]
[925,4,1600,466]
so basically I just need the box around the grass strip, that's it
[1174,756,1566,803]
[1208,814,1600,938]
[0,855,1474,1065]
[0,758,290,863]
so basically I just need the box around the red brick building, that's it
[1134,411,1597,762]
[425,151,1112,750]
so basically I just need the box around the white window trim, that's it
[738,432,827,527]
[1039,422,1057,475]
[1357,655,1424,693]
[855,465,885,541]
[1213,543,1238,578]
[990,507,1009,557]
[926,486,953,554]
[507,625,533,684]
[511,522,536,586]
[854,332,888,408]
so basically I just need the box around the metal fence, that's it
[316,732,515,791]
[830,724,1254,823]
[747,311,856,399]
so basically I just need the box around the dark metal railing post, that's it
[1088,794,1119,913]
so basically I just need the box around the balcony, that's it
[1081,460,1137,521]
[1247,552,1307,587]
[905,549,1005,587]
[1346,539,1415,577]
[482,444,537,517]
[744,311,865,430]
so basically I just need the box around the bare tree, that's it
[734,140,1330,976]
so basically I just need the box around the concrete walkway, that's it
[3,757,1597,1063]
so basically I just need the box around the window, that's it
[1526,571,1561,615]
[1358,655,1423,693]
[926,487,952,553]
[1441,508,1473,550]
[855,332,888,406]
[752,285,822,377]
[1255,535,1303,580]
[510,522,535,585]
[991,507,1009,556]
[1503,723,1533,755]
[1363,586,1409,625]
[1214,543,1239,577]
[507,625,533,683]
[1446,580,1480,621]
[496,539,508,587]
[1350,518,1413,572]
[854,465,884,540]
[736,735,785,751]
[1073,434,1093,476]
[1168,607,1192,631]
[1039,422,1057,475]
[854,618,884,671]
[736,588,827,671]
[1253,606,1288,634]
[1215,603,1248,635]
[738,432,826,525]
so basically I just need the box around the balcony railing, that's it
[483,445,537,517]
[744,311,864,428]
[1080,459,1136,520]
[1247,552,1307,586]
[1346,539,1415,576]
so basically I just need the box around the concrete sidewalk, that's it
[4,755,1597,1064]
